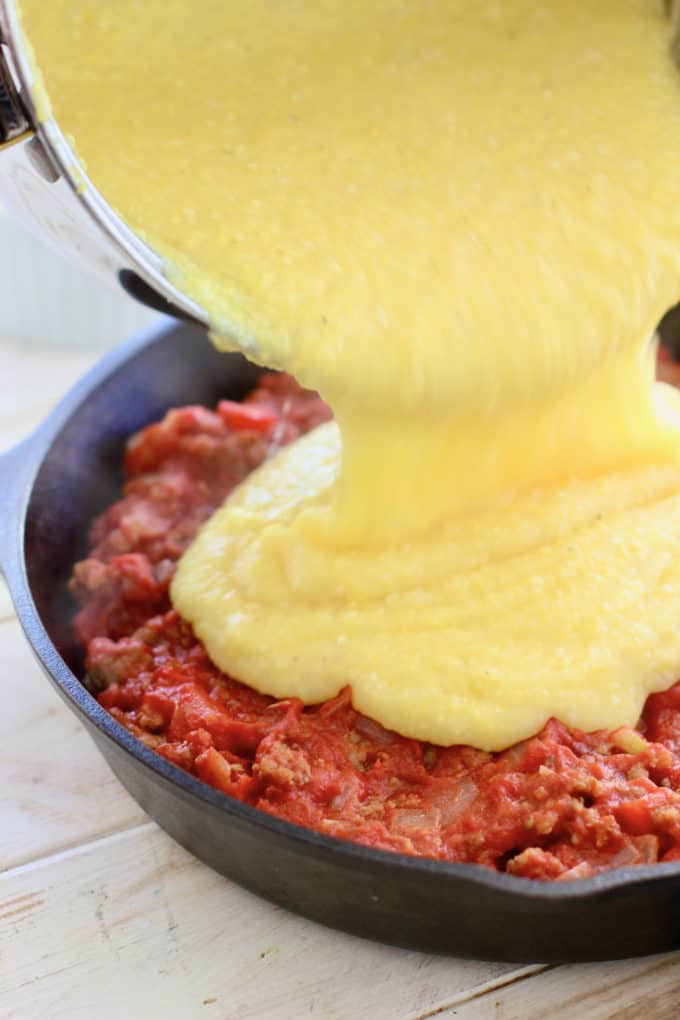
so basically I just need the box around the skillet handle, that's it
[0,434,38,586]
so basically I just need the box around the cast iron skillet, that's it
[2,318,680,964]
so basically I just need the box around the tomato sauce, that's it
[71,357,680,881]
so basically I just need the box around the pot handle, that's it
[0,36,31,146]
[0,434,37,584]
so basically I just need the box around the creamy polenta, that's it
[21,0,680,749]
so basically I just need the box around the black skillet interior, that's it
[3,319,680,964]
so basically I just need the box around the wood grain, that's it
[450,953,680,1019]
[0,825,539,1020]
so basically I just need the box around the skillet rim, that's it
[4,318,680,907]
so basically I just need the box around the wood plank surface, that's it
[452,953,680,1020]
[0,825,540,1020]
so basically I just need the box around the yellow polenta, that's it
[20,0,680,749]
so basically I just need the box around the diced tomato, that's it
[614,799,653,835]
[217,399,277,433]
[194,747,259,799]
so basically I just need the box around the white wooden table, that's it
[1,337,680,1020]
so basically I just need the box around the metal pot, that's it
[0,0,207,324]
